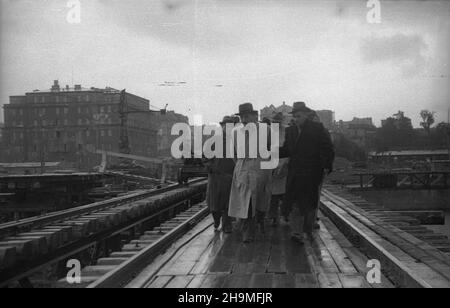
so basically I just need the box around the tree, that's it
[420,110,435,134]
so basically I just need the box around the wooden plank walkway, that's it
[321,185,450,288]
[128,212,394,288]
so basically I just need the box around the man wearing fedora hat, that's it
[228,103,272,243]
[280,102,335,244]
[205,116,237,233]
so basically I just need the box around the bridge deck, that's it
[128,211,394,288]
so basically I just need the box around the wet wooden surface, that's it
[141,211,394,288]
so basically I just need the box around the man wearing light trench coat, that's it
[228,103,273,243]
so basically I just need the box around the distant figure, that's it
[228,103,272,243]
[205,116,236,233]
[280,102,335,244]
[268,112,290,226]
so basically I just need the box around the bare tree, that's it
[420,110,435,134]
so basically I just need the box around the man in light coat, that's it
[228,103,272,243]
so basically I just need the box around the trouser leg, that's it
[269,195,282,218]
[243,201,256,243]
[290,205,304,236]
[222,210,232,233]
[256,210,266,234]
[303,209,315,234]
[212,211,221,229]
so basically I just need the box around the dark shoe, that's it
[306,232,315,241]
[243,219,256,243]
[212,212,221,230]
[291,233,305,245]
[223,224,232,234]
[314,223,320,230]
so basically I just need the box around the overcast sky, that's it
[0,0,449,127]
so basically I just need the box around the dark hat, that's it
[220,115,238,125]
[290,101,312,114]
[236,103,258,116]
[271,112,284,123]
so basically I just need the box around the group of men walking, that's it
[206,101,335,244]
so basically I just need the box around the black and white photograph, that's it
[0,0,449,292]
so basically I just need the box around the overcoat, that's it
[206,137,235,212]
[228,123,272,219]
[279,120,335,214]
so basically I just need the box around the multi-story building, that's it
[337,117,377,149]
[1,81,158,169]
[151,111,189,157]
[315,110,335,131]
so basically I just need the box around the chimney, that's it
[51,80,60,92]
[74,84,82,91]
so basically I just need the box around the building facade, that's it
[151,111,189,157]
[336,117,376,149]
[315,110,335,131]
[1,81,158,170]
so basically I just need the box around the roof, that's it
[369,150,450,157]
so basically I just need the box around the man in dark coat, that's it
[279,102,335,243]
[205,116,237,233]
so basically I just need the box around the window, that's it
[78,107,82,114]
[41,96,45,103]
[19,109,23,116]
[86,130,90,137]
[78,119,83,125]
[56,131,61,139]
[64,108,69,114]
[100,106,105,113]
[56,108,60,115]
[34,120,38,127]
[107,106,112,113]
[108,130,113,137]
[64,119,69,126]
[55,96,60,103]
[101,130,105,137]
[11,109,16,116]
[86,95,90,102]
